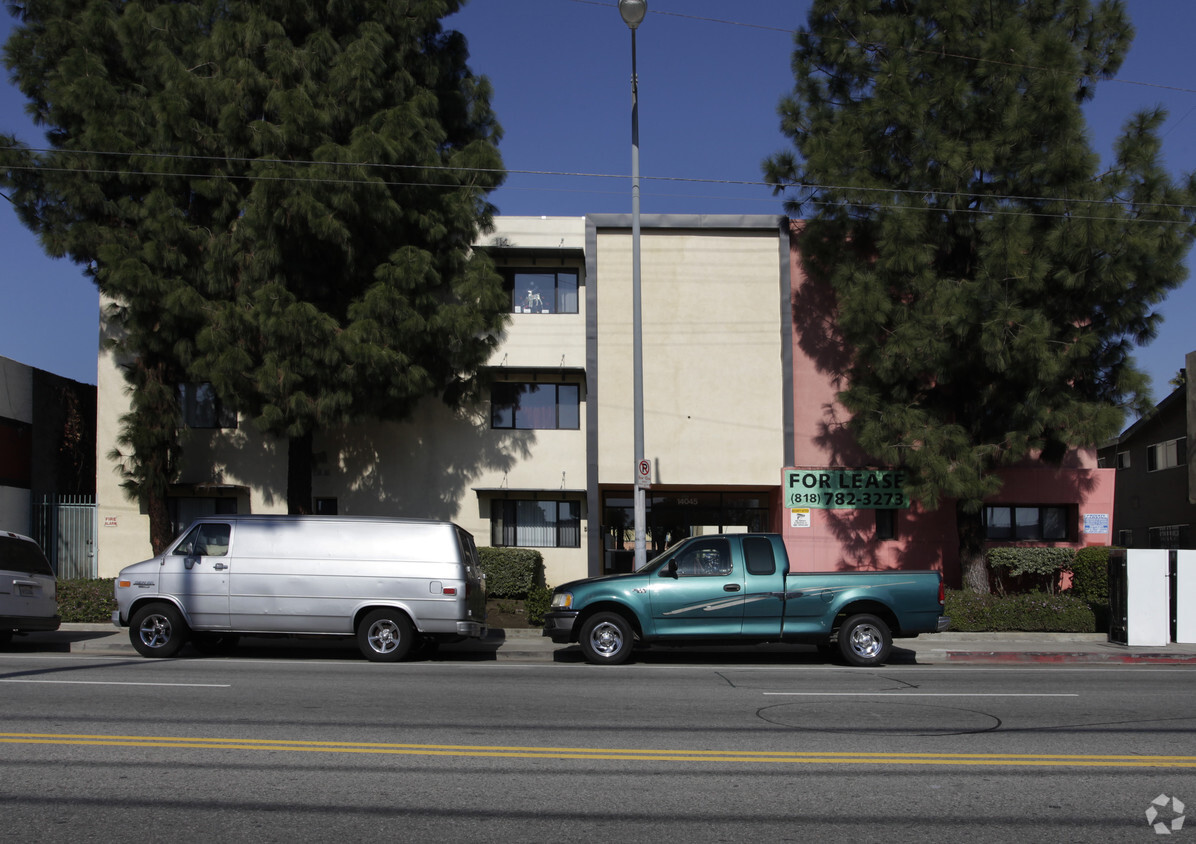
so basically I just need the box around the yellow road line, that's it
[1,733,1194,768]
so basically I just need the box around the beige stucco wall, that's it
[595,228,785,487]
[0,356,34,531]
[94,218,593,585]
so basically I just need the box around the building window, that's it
[1148,525,1188,549]
[876,509,897,541]
[179,383,237,429]
[1116,451,1131,469]
[984,505,1069,541]
[491,383,580,430]
[505,269,579,314]
[0,416,32,488]
[491,499,580,548]
[1116,529,1133,547]
[1147,438,1186,471]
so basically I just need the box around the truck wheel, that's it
[129,603,189,658]
[579,612,634,665]
[837,613,891,667]
[357,609,414,663]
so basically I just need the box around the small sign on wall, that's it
[1083,513,1110,535]
[790,508,811,529]
[104,517,118,528]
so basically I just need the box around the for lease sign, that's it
[784,469,910,509]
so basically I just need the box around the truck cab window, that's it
[672,539,732,577]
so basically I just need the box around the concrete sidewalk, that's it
[8,624,1196,665]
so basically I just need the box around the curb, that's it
[941,650,1196,665]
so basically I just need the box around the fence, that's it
[33,494,97,579]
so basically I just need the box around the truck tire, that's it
[129,602,189,658]
[837,613,891,667]
[357,608,414,662]
[579,611,634,665]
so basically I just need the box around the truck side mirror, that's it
[663,560,678,579]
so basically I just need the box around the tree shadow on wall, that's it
[319,402,534,521]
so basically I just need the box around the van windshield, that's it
[0,535,54,576]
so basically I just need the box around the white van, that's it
[1,530,60,646]
[113,515,486,661]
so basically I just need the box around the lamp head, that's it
[618,0,647,30]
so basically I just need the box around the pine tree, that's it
[764,0,1196,591]
[3,0,507,535]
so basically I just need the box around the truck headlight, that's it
[551,592,573,610]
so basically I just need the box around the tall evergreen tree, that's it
[3,0,507,537]
[764,0,1196,591]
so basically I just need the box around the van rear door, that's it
[160,522,232,630]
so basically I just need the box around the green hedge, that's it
[1066,545,1111,607]
[477,547,545,599]
[986,546,1074,594]
[945,589,1096,632]
[56,578,117,623]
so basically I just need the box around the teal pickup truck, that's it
[543,533,949,666]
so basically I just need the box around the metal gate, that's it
[33,494,97,579]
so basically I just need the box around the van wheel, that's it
[837,613,891,667]
[358,609,414,663]
[578,612,634,665]
[191,633,240,656]
[129,603,189,658]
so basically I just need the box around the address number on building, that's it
[783,469,910,509]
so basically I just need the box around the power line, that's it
[3,145,1190,223]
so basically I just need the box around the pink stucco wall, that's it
[783,221,1115,587]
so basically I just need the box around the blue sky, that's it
[3,0,1194,413]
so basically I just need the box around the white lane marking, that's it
[0,679,229,688]
[763,692,1077,697]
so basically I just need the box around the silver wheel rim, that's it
[847,623,883,659]
[589,621,624,657]
[138,614,173,649]
[367,619,402,654]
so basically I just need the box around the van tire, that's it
[129,603,189,658]
[578,611,635,665]
[358,609,414,662]
[836,613,891,667]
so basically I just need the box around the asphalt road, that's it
[1,644,1194,842]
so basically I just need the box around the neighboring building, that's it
[1098,353,1194,549]
[93,215,1115,586]
[0,355,97,575]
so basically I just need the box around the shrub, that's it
[477,547,544,598]
[524,583,553,626]
[56,578,117,623]
[944,589,1096,633]
[1067,545,1111,606]
[986,546,1075,594]
[1065,545,1112,632]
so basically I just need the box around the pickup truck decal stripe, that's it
[661,593,777,616]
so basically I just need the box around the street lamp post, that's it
[619,0,647,571]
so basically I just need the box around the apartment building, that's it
[93,215,1115,586]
